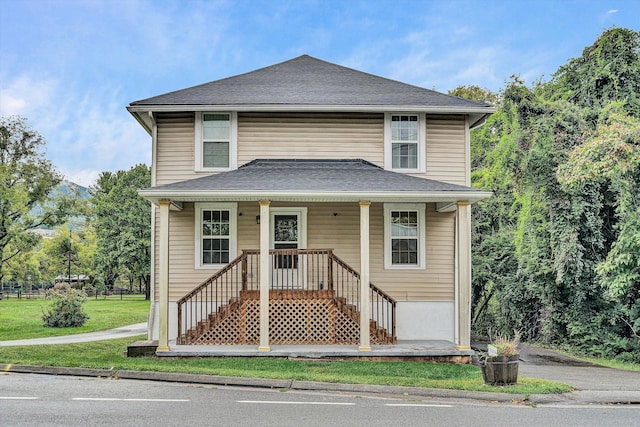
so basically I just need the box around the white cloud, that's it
[0,75,58,116]
[0,73,151,186]
[607,9,619,14]
[62,169,101,188]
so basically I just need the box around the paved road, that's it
[2,325,639,406]
[0,323,147,346]
[2,373,639,427]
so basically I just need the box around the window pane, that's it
[203,114,230,140]
[391,237,418,265]
[202,237,230,265]
[203,252,212,264]
[203,141,229,168]
[392,142,417,169]
[201,207,233,265]
[391,211,418,237]
[203,210,230,236]
[274,215,298,243]
[391,115,418,142]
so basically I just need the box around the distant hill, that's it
[53,180,91,200]
[31,181,91,232]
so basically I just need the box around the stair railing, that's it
[176,253,246,344]
[329,253,397,343]
[176,249,397,344]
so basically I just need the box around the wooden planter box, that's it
[481,354,519,385]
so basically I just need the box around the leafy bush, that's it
[42,288,90,327]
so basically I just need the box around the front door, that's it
[270,208,307,289]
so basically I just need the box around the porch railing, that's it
[176,249,396,344]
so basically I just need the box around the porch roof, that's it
[139,159,492,205]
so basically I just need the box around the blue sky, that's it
[1,0,638,187]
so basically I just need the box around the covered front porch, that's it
[140,159,491,356]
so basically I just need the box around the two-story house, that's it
[127,55,493,358]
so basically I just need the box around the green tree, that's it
[541,27,640,117]
[91,164,151,298]
[470,28,640,362]
[0,116,73,282]
[449,85,500,106]
[36,225,96,286]
[558,110,640,360]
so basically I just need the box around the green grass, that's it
[0,298,572,394]
[0,336,571,394]
[556,350,640,372]
[0,297,149,340]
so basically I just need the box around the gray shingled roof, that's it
[139,159,491,204]
[129,55,491,109]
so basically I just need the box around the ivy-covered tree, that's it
[469,28,640,362]
[558,110,640,360]
[0,116,74,282]
[541,27,640,117]
[91,164,151,298]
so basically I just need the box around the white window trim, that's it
[383,112,425,173]
[383,203,426,270]
[195,202,238,269]
[194,111,238,172]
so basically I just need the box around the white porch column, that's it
[456,201,472,350]
[258,200,271,351]
[359,201,371,351]
[157,200,170,352]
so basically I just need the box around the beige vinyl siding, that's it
[156,112,195,185]
[425,116,467,186]
[154,112,469,186]
[369,203,455,301]
[157,201,454,302]
[237,113,384,166]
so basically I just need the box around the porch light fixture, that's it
[256,215,260,224]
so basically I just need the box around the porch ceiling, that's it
[139,159,492,205]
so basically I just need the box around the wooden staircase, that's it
[177,249,396,345]
[184,289,393,345]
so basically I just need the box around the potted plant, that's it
[481,330,520,386]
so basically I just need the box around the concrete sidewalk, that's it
[517,344,640,406]
[0,323,147,346]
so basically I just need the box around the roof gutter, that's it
[138,189,493,205]
[126,104,495,115]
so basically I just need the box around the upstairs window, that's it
[195,112,237,171]
[384,113,425,173]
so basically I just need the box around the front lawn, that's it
[0,336,571,394]
[0,296,149,340]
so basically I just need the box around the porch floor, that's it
[157,340,473,363]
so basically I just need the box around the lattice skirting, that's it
[193,290,385,345]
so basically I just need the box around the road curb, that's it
[1,363,526,403]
